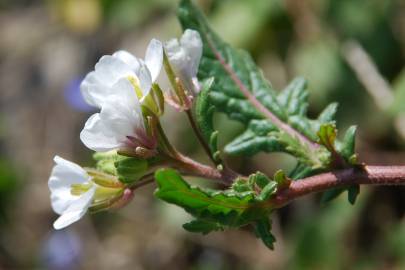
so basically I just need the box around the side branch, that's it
[271,165,405,207]
[169,153,238,185]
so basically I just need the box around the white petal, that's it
[113,50,141,72]
[80,71,111,108]
[164,38,183,67]
[80,113,122,152]
[81,54,137,108]
[109,79,144,122]
[144,39,163,82]
[181,29,202,78]
[48,156,90,215]
[136,65,152,99]
[98,101,139,143]
[99,98,145,145]
[102,77,139,106]
[165,38,181,54]
[53,186,96,230]
[94,55,134,86]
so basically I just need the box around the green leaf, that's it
[317,123,337,153]
[322,126,360,204]
[183,219,224,235]
[348,185,360,205]
[321,188,344,204]
[178,0,335,174]
[115,157,148,184]
[257,182,278,201]
[248,171,270,189]
[195,77,221,163]
[318,103,338,123]
[154,168,270,228]
[321,185,360,205]
[232,178,254,192]
[254,218,276,250]
[273,170,291,189]
[338,125,358,164]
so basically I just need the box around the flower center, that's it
[70,181,121,202]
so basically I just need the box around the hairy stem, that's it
[185,109,219,165]
[170,153,237,185]
[270,165,405,208]
[129,174,155,190]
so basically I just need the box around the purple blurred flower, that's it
[64,77,94,112]
[41,230,82,270]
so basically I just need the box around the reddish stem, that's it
[171,153,237,185]
[270,165,405,207]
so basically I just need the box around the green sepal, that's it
[195,77,221,163]
[141,83,164,116]
[115,157,148,184]
[151,83,165,116]
[183,219,224,235]
[93,151,125,175]
[254,218,276,250]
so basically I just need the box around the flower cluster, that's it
[49,30,203,229]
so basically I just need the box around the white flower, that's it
[80,78,155,152]
[80,39,163,108]
[165,29,203,95]
[49,156,96,230]
[79,40,162,152]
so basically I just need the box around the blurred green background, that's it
[0,0,405,269]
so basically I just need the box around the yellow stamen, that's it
[70,183,92,196]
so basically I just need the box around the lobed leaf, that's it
[154,168,272,228]
[254,218,276,250]
[183,219,224,235]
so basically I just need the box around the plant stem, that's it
[129,177,155,191]
[169,152,237,185]
[270,165,405,208]
[185,109,218,165]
